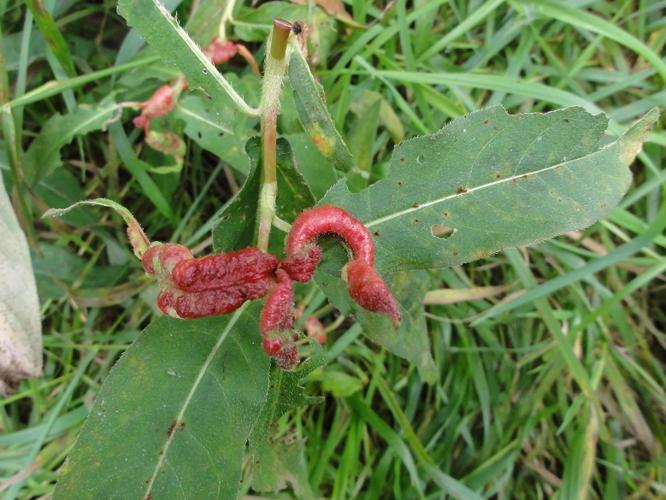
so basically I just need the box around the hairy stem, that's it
[218,0,237,41]
[257,19,291,252]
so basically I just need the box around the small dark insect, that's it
[292,21,304,35]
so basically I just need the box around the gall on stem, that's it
[260,269,298,369]
[282,205,400,323]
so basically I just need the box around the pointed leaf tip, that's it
[620,107,660,166]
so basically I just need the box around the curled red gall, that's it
[305,316,326,345]
[282,205,400,323]
[204,38,239,65]
[344,260,400,323]
[280,244,321,283]
[286,205,375,265]
[140,206,400,368]
[133,85,177,132]
[142,243,193,277]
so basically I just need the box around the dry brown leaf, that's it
[0,177,42,394]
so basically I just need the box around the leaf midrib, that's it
[365,142,616,228]
[143,305,246,497]
[177,104,232,135]
[141,0,259,115]
[43,103,118,159]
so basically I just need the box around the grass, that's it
[1,0,665,498]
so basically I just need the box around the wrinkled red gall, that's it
[133,85,176,132]
[260,269,298,369]
[141,206,400,369]
[204,38,238,65]
[282,205,400,323]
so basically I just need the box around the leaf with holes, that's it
[53,304,270,499]
[248,353,324,496]
[176,92,258,174]
[321,106,658,272]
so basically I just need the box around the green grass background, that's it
[1,0,664,498]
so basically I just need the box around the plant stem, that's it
[218,0,237,41]
[257,19,291,252]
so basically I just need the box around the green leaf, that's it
[358,270,437,383]
[320,369,363,398]
[117,0,259,116]
[212,137,315,252]
[248,352,324,496]
[25,0,76,77]
[31,244,127,301]
[54,304,270,499]
[347,97,381,189]
[176,91,258,174]
[349,89,405,144]
[23,99,118,184]
[288,47,354,174]
[109,122,176,222]
[234,2,308,41]
[250,434,314,498]
[234,2,337,63]
[185,0,230,44]
[115,0,183,65]
[316,253,437,383]
[321,106,658,272]
[284,133,337,200]
[559,405,599,500]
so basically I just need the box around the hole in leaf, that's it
[431,224,456,239]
